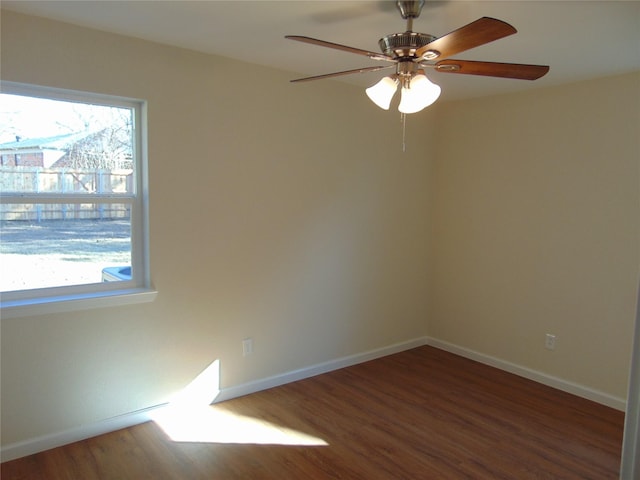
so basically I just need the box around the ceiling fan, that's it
[286,0,549,114]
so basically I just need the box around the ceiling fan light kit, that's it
[286,0,549,115]
[367,69,442,114]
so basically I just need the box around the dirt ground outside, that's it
[0,219,131,292]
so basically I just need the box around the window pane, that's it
[0,205,131,292]
[0,94,134,195]
[0,87,143,301]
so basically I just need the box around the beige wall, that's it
[0,11,433,446]
[1,9,639,451]
[430,72,640,400]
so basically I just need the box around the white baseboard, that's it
[0,336,428,462]
[215,337,429,403]
[0,403,167,463]
[3,335,623,463]
[426,337,627,411]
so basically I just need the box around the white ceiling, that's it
[3,1,639,101]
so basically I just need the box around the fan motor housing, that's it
[379,32,436,59]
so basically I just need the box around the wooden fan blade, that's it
[290,65,395,83]
[416,17,517,60]
[435,59,550,80]
[285,35,395,62]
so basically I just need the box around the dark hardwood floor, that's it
[1,346,625,479]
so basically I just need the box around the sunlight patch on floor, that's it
[152,405,328,445]
[150,358,328,446]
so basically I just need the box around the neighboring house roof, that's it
[0,131,97,152]
[1,129,132,170]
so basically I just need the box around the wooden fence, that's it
[0,167,133,221]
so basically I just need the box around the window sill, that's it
[0,288,158,319]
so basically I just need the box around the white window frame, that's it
[0,82,156,318]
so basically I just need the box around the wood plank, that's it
[1,346,624,479]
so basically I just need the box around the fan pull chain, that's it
[401,113,407,152]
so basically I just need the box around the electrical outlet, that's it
[242,338,253,356]
[545,333,557,350]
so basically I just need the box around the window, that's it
[0,82,155,317]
